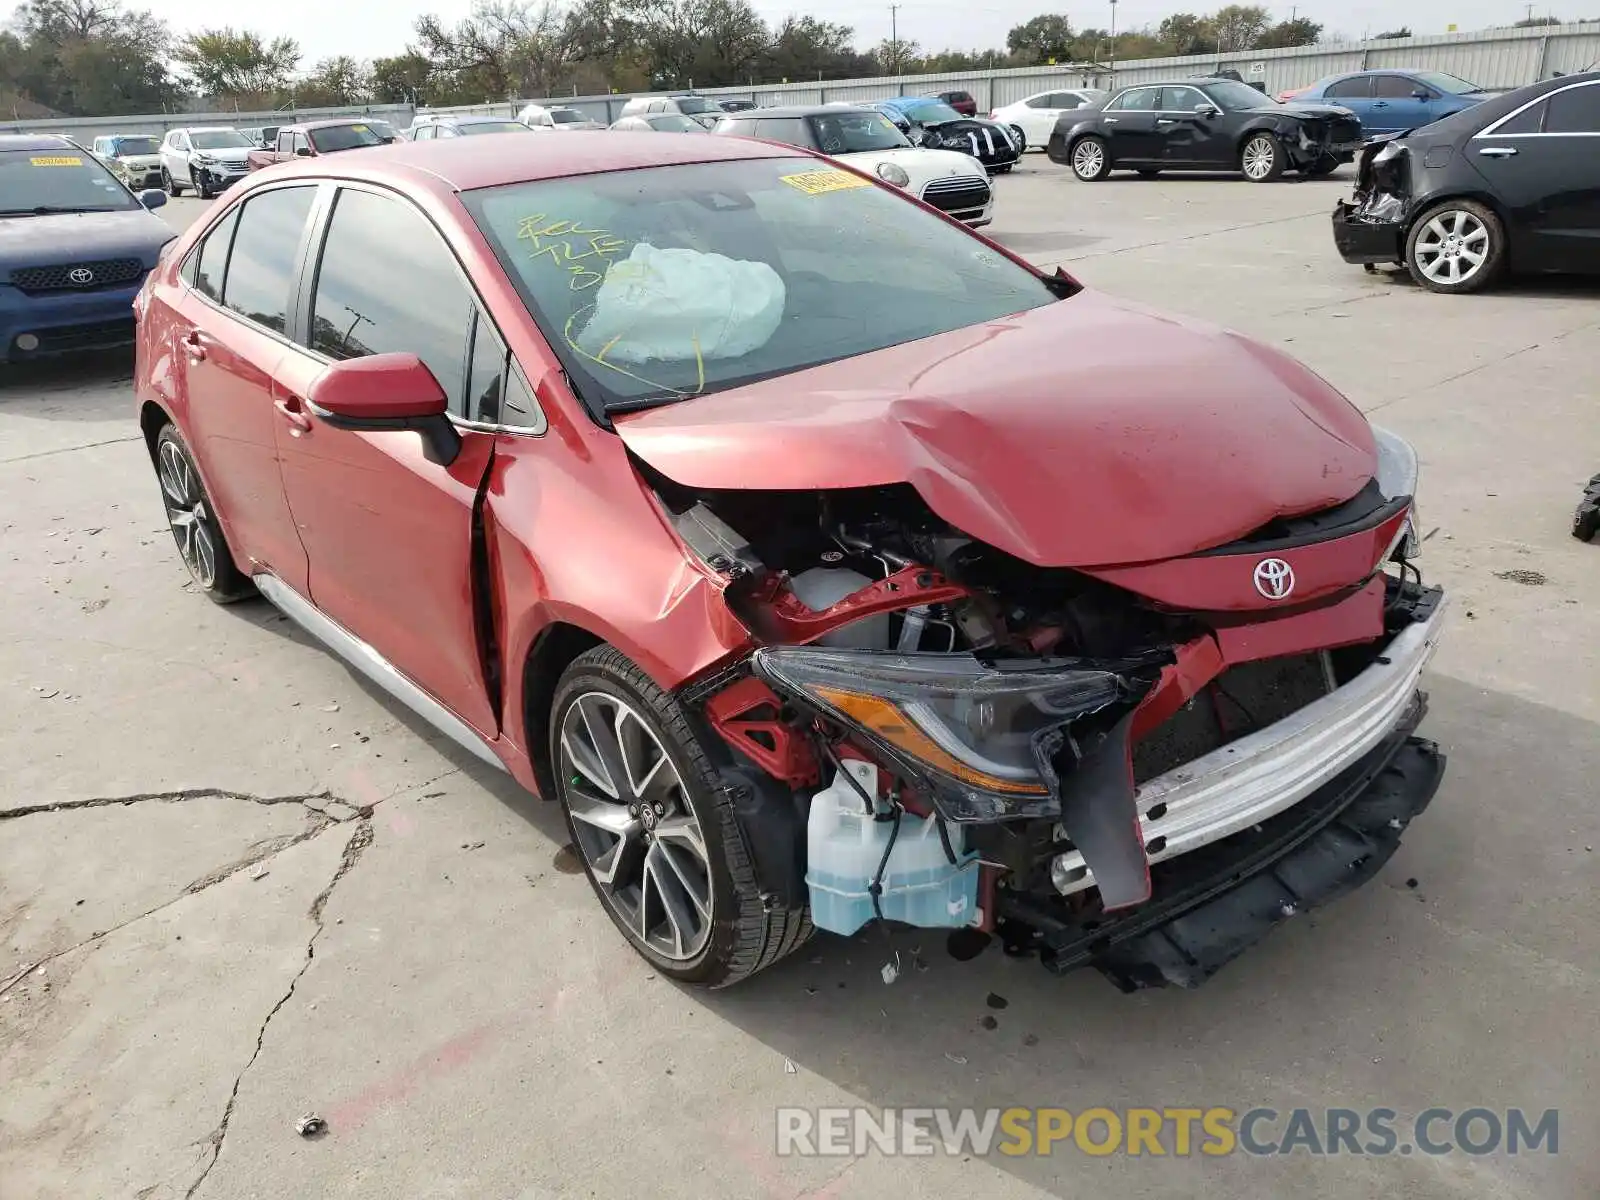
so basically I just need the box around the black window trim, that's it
[290,177,547,437]
[1476,80,1600,138]
[178,179,326,356]
[1157,84,1208,112]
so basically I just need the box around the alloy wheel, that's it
[558,691,713,962]
[158,439,217,589]
[1242,136,1277,180]
[1413,210,1489,287]
[1072,139,1105,179]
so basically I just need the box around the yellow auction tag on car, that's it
[351,125,369,133]
[780,169,870,196]
[30,155,83,167]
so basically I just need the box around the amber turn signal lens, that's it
[814,685,1050,796]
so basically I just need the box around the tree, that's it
[297,56,369,105]
[1373,28,1412,39]
[1514,15,1563,25]
[871,35,922,74]
[175,27,300,100]
[413,0,575,99]
[1157,12,1216,55]
[1255,16,1322,48]
[765,16,865,82]
[1,0,180,115]
[1006,14,1073,64]
[1210,4,1270,50]
[369,53,432,103]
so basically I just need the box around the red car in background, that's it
[133,133,1446,990]
[246,119,395,170]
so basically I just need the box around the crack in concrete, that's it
[184,819,375,1200]
[0,787,339,823]
[0,434,143,466]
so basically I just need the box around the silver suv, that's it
[159,127,254,198]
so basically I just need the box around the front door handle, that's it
[182,330,206,362]
[1478,146,1518,158]
[273,396,312,434]
[1156,117,1177,125]
[1103,117,1119,124]
[1372,101,1390,108]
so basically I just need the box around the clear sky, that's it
[129,0,1565,67]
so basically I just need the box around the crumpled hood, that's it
[615,291,1376,568]
[0,209,174,271]
[1278,101,1360,120]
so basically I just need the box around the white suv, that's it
[160,127,255,198]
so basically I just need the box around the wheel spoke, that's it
[1461,225,1487,247]
[616,707,666,799]
[579,696,629,797]
[644,844,699,956]
[561,725,617,798]
[1450,211,1466,236]
[1424,217,1450,242]
[589,824,642,887]
[566,787,636,837]
[654,814,706,863]
[654,837,711,918]
[1460,246,1485,268]
[193,523,216,586]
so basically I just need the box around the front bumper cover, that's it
[1333,199,1406,264]
[999,711,1444,988]
[1048,587,1446,898]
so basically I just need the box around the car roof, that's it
[717,105,871,119]
[292,118,385,132]
[0,133,80,151]
[251,129,807,193]
[1402,69,1600,138]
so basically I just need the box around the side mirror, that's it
[1195,103,1221,117]
[1412,89,1431,100]
[307,353,461,465]
[295,146,312,157]
[138,189,167,210]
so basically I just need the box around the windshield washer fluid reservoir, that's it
[805,760,979,936]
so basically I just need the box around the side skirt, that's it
[253,572,507,773]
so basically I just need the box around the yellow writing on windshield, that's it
[780,169,870,196]
[30,156,83,167]
[517,213,629,290]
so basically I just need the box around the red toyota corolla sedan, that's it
[134,134,1447,990]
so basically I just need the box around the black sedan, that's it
[1333,71,1600,294]
[872,97,1023,172]
[1048,77,1362,183]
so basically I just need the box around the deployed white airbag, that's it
[577,243,786,365]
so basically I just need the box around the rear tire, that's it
[550,646,812,987]
[163,167,183,196]
[153,425,253,603]
[1404,200,1506,294]
[1070,135,1112,181]
[1240,133,1284,182]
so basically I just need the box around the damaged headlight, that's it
[1373,425,1422,559]
[753,646,1144,818]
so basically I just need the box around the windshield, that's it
[1412,71,1482,95]
[649,114,704,132]
[675,97,719,114]
[463,157,1057,414]
[462,121,533,135]
[1204,79,1273,109]
[310,123,387,152]
[894,99,963,125]
[0,148,137,214]
[808,110,909,153]
[550,109,586,124]
[111,136,160,157]
[191,130,251,150]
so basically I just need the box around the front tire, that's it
[1405,200,1505,294]
[1070,135,1112,181]
[550,646,811,987]
[153,425,253,603]
[195,170,214,200]
[163,167,183,196]
[1240,133,1284,182]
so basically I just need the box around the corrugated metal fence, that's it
[5,22,1597,140]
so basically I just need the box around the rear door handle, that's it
[1156,118,1177,125]
[273,395,312,434]
[1372,101,1390,108]
[1103,117,1119,124]
[1478,146,1518,158]
[182,330,206,362]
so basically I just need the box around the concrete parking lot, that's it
[2,161,1597,1199]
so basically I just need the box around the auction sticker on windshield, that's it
[30,156,83,166]
[780,169,871,196]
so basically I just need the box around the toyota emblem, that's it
[1253,558,1295,600]
[67,267,95,285]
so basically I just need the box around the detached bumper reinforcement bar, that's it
[997,707,1444,989]
[1050,589,1448,898]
